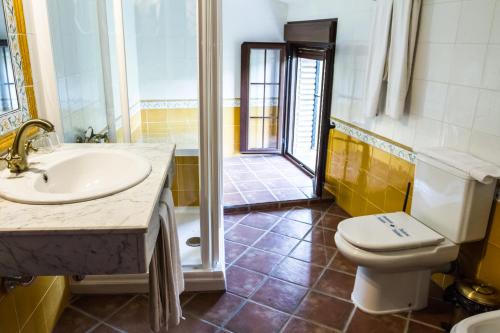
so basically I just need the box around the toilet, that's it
[334,148,499,314]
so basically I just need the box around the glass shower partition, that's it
[46,0,222,292]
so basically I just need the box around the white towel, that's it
[364,0,421,119]
[418,148,500,184]
[149,188,185,332]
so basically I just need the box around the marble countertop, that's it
[0,143,175,235]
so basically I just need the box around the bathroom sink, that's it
[0,149,151,204]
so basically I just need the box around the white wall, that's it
[287,0,500,166]
[222,0,288,100]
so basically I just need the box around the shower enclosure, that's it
[37,0,223,292]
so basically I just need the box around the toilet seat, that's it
[334,232,459,272]
[337,212,445,252]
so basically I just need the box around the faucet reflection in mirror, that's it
[0,119,55,173]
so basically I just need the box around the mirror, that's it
[0,0,37,144]
[0,4,18,114]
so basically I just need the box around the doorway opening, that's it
[225,19,337,209]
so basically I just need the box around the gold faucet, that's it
[0,119,55,173]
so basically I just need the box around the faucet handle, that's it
[0,149,21,171]
[24,139,38,155]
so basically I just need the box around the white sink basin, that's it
[0,149,151,204]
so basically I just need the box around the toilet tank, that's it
[411,152,497,244]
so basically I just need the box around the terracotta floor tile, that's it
[239,212,281,230]
[288,176,314,187]
[251,278,308,313]
[271,257,323,287]
[315,269,355,300]
[237,181,267,192]
[259,207,290,217]
[183,292,244,326]
[272,188,309,201]
[271,219,312,239]
[224,225,265,245]
[225,241,248,264]
[295,292,354,330]
[407,321,446,332]
[328,205,350,217]
[225,302,289,333]
[224,213,248,223]
[90,324,122,332]
[224,193,247,206]
[346,309,407,333]
[168,315,218,333]
[308,201,335,212]
[410,298,454,328]
[224,182,239,194]
[235,248,283,274]
[180,292,197,305]
[226,266,266,297]
[54,308,99,333]
[242,190,277,204]
[253,170,283,180]
[71,294,132,320]
[106,296,151,333]
[224,221,235,231]
[329,252,357,274]
[317,213,346,230]
[282,318,335,333]
[254,232,300,255]
[285,207,322,224]
[304,227,337,247]
[265,178,295,189]
[290,241,336,266]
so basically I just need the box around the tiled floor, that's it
[223,155,315,207]
[55,203,455,333]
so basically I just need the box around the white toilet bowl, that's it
[334,211,460,314]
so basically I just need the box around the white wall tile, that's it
[410,79,448,120]
[490,0,500,44]
[482,45,500,90]
[414,43,453,82]
[450,44,487,86]
[456,0,496,43]
[419,2,461,43]
[441,123,471,151]
[444,85,479,128]
[414,117,444,150]
[474,89,500,136]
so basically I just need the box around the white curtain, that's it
[364,0,422,120]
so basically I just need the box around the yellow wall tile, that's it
[384,186,407,213]
[0,294,20,333]
[486,202,500,247]
[477,243,500,290]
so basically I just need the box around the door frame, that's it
[240,42,287,154]
[283,42,335,197]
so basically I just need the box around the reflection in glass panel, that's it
[248,118,263,149]
[265,85,279,118]
[249,84,264,117]
[249,49,265,84]
[265,49,280,84]
[0,5,18,113]
[263,118,278,149]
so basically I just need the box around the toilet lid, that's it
[337,212,445,252]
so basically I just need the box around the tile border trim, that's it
[331,117,417,164]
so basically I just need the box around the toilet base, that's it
[351,266,431,314]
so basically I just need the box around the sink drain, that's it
[186,236,201,247]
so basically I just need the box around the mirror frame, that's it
[0,0,37,151]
